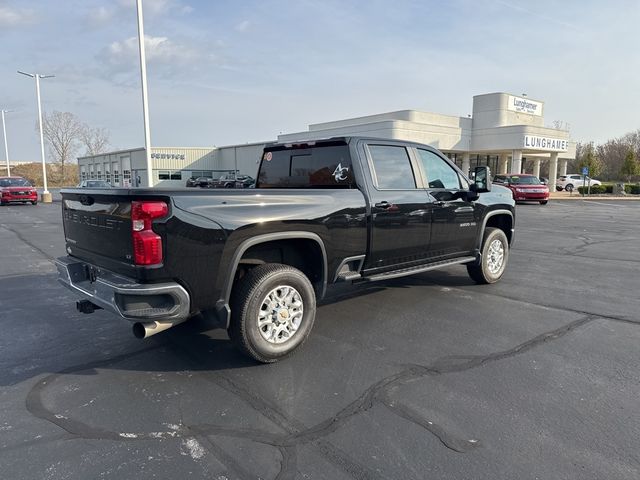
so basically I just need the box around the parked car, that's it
[0,176,38,205]
[77,180,112,188]
[210,173,256,189]
[185,176,199,187]
[194,176,214,188]
[556,174,601,191]
[493,173,549,204]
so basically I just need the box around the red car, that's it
[0,176,38,205]
[493,174,549,205]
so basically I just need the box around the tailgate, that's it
[62,192,133,265]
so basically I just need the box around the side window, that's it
[417,149,461,189]
[368,145,416,189]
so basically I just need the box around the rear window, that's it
[257,143,355,188]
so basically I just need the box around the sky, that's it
[1,0,639,161]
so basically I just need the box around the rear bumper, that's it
[55,256,190,322]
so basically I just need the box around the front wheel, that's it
[539,200,548,205]
[229,263,316,363]
[467,227,509,284]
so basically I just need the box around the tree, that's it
[80,126,110,156]
[620,149,640,182]
[41,111,83,178]
[577,142,603,178]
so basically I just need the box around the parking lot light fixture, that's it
[17,71,54,199]
[1,109,12,177]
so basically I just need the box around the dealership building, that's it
[77,92,575,188]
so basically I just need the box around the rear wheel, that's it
[229,263,316,363]
[467,227,509,284]
[31,201,38,205]
[539,200,548,205]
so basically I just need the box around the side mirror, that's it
[470,166,492,193]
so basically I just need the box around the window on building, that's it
[416,149,461,189]
[123,169,131,186]
[170,171,182,180]
[158,171,171,180]
[367,145,416,190]
[105,170,111,184]
[113,168,120,185]
[191,170,213,178]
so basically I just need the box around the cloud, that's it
[0,6,36,27]
[116,0,193,16]
[87,6,114,26]
[235,20,251,33]
[104,35,198,66]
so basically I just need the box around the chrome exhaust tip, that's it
[132,319,186,339]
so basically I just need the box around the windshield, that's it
[0,178,31,187]
[507,176,541,185]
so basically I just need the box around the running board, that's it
[365,256,476,282]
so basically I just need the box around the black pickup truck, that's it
[56,137,515,362]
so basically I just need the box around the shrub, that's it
[624,184,640,194]
[577,184,606,194]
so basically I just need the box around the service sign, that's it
[508,95,543,116]
[151,153,186,160]
[523,135,568,152]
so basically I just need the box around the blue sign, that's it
[582,166,589,175]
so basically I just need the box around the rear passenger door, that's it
[414,148,479,257]
[362,143,434,272]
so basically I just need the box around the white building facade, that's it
[77,143,266,188]
[279,92,575,188]
[77,92,574,188]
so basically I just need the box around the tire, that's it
[467,227,509,284]
[228,263,316,363]
[539,200,548,205]
[31,201,38,205]
[565,184,574,192]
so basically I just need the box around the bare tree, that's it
[41,111,83,178]
[80,126,110,156]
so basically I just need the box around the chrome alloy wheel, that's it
[257,285,304,344]
[486,238,505,274]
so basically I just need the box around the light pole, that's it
[18,71,55,202]
[1,109,12,177]
[136,0,153,188]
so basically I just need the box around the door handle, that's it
[375,201,392,209]
[433,201,446,207]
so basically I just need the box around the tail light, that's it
[131,201,168,265]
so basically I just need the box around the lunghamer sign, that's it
[508,95,543,116]
[523,135,568,152]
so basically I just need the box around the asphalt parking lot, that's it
[1,199,639,479]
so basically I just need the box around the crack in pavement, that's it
[397,277,639,326]
[17,315,599,480]
[0,223,56,262]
